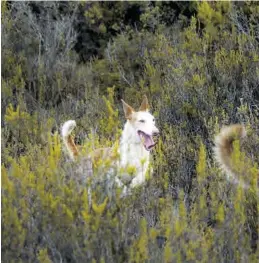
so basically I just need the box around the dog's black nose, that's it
[153,131,160,136]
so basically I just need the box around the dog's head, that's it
[121,95,159,151]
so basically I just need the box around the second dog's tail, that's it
[214,124,248,185]
[61,120,79,160]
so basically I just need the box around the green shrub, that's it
[2,1,259,262]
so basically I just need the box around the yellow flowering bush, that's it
[2,1,259,262]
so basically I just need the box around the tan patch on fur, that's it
[91,147,117,163]
[128,112,138,124]
[67,135,79,157]
[215,124,246,162]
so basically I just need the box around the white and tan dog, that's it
[61,96,159,189]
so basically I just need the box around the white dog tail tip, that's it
[61,120,78,159]
[61,120,76,138]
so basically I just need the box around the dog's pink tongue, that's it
[144,134,155,150]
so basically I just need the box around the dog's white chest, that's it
[118,143,150,187]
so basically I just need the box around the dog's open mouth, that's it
[138,130,156,151]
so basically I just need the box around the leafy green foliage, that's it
[2,1,259,262]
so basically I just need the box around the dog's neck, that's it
[120,121,141,144]
[119,121,150,167]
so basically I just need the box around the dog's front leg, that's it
[130,172,145,188]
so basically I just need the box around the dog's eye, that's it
[153,119,155,122]
[139,120,145,123]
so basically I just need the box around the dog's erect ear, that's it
[121,99,135,119]
[139,95,149,112]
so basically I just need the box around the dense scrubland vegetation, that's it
[2,1,259,262]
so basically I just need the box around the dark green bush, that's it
[2,1,259,262]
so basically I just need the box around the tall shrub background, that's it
[2,1,259,262]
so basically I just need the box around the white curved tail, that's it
[61,120,78,160]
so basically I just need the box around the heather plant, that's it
[2,1,259,262]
